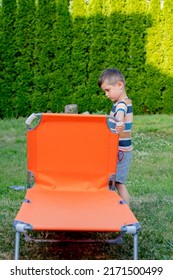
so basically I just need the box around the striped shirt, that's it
[108,98,133,151]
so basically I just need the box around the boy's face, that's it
[101,80,123,102]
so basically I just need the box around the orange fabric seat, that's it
[13,113,140,259]
[15,188,138,231]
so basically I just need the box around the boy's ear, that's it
[117,81,123,87]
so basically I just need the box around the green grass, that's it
[0,114,173,260]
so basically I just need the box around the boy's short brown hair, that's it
[98,68,126,88]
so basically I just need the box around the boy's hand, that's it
[116,121,125,133]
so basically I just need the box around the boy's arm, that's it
[115,118,125,133]
[115,103,127,133]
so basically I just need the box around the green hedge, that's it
[0,0,173,117]
[0,0,17,118]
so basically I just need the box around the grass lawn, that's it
[0,114,173,260]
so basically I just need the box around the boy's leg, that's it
[116,182,130,205]
[115,150,132,206]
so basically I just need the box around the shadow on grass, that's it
[18,231,133,260]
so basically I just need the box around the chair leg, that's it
[133,232,138,260]
[14,231,20,260]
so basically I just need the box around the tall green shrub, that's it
[105,0,128,70]
[86,0,110,113]
[49,0,72,113]
[0,0,17,118]
[0,4,3,113]
[161,0,173,113]
[13,0,36,117]
[70,0,91,112]
[32,0,58,112]
[144,0,164,113]
[124,0,150,114]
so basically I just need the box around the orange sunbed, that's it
[13,113,141,259]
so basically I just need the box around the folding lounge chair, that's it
[13,113,141,260]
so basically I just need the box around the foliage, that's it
[0,0,173,117]
[0,0,17,118]
[32,0,59,112]
[13,0,36,117]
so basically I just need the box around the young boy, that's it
[98,68,133,205]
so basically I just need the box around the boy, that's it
[98,68,133,205]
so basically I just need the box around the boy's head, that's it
[98,68,126,102]
[98,68,126,88]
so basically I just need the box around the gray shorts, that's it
[115,150,132,185]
